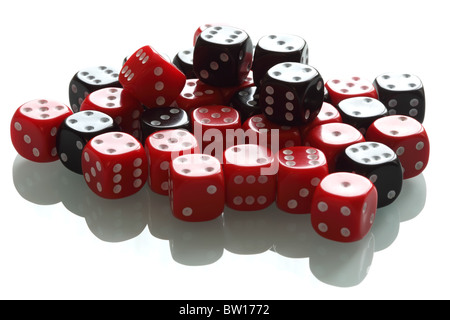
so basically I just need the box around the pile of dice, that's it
[10,24,430,243]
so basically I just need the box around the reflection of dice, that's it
[366,115,429,179]
[373,73,425,123]
[81,132,147,199]
[311,172,378,243]
[11,99,73,163]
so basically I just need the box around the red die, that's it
[325,76,378,106]
[311,172,378,242]
[145,129,200,195]
[223,144,277,211]
[80,88,143,138]
[169,154,225,222]
[276,147,329,214]
[10,99,73,162]
[81,132,148,199]
[119,45,186,107]
[243,114,302,151]
[304,122,365,172]
[366,115,429,179]
[191,105,241,160]
[174,79,226,112]
[300,102,342,139]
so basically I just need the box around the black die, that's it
[229,86,262,123]
[56,110,119,174]
[253,34,308,86]
[173,48,196,79]
[193,25,253,86]
[373,73,425,123]
[259,62,324,126]
[336,97,388,135]
[69,66,121,113]
[140,106,190,143]
[336,141,403,208]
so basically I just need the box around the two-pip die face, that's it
[81,132,148,199]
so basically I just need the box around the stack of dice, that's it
[10,23,430,243]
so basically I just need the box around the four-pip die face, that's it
[260,62,324,126]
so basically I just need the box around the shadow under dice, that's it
[81,132,148,199]
[260,62,324,126]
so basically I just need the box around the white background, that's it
[1,0,449,300]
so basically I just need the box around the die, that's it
[259,62,324,126]
[81,132,148,199]
[325,76,378,106]
[11,99,73,162]
[193,23,228,45]
[243,114,302,151]
[373,73,425,123]
[80,87,143,138]
[218,71,255,104]
[366,115,429,179]
[193,25,253,86]
[172,48,196,79]
[229,86,262,123]
[304,122,365,172]
[191,105,241,160]
[119,45,186,108]
[140,106,190,143]
[336,97,388,135]
[169,153,225,222]
[56,110,119,174]
[223,144,277,211]
[253,34,309,86]
[174,79,226,112]
[311,172,378,242]
[276,147,329,214]
[145,129,200,195]
[300,102,342,139]
[335,141,403,207]
[69,66,121,112]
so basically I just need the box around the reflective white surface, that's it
[1,0,449,299]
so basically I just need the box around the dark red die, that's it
[11,99,73,162]
[145,129,200,195]
[366,115,429,179]
[325,76,378,106]
[223,144,277,211]
[169,154,225,222]
[174,79,226,112]
[191,105,241,160]
[311,172,378,242]
[243,114,301,151]
[80,87,143,139]
[81,132,148,199]
[300,102,342,139]
[119,45,186,107]
[304,122,365,172]
[276,147,329,214]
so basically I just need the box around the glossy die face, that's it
[69,66,121,112]
[229,86,262,123]
[80,87,143,138]
[336,142,403,208]
[172,48,196,79]
[193,25,253,87]
[260,62,324,126]
[325,76,378,106]
[276,147,328,214]
[140,106,190,143]
[373,73,425,123]
[145,129,200,195]
[366,115,429,179]
[300,102,342,139]
[174,79,225,112]
[11,99,73,162]
[56,110,119,174]
[81,132,147,199]
[120,46,186,108]
[311,172,378,243]
[253,34,309,86]
[169,154,225,222]
[223,144,277,211]
[336,97,387,135]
